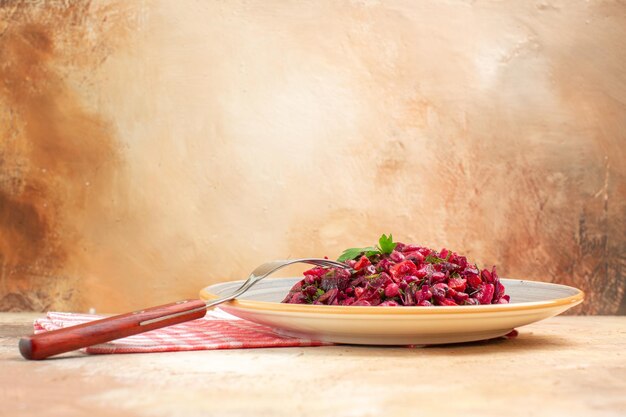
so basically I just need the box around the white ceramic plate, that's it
[199,278,583,345]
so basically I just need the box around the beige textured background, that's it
[0,0,624,314]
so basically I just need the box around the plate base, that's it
[272,328,515,345]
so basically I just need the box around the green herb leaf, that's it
[378,233,397,254]
[337,233,397,261]
[337,246,378,262]
[425,254,445,264]
[315,288,325,297]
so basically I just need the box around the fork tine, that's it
[215,258,351,304]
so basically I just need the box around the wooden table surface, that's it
[1,313,624,417]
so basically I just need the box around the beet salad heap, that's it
[282,234,509,307]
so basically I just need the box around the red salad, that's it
[282,234,509,307]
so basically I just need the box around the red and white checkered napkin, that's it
[33,310,329,354]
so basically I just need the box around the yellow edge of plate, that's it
[199,279,585,315]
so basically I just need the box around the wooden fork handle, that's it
[19,299,208,360]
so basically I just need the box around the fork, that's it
[19,258,350,360]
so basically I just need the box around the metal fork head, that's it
[206,258,351,307]
[249,258,348,281]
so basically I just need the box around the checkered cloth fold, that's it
[33,310,329,354]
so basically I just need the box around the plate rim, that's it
[199,277,584,315]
